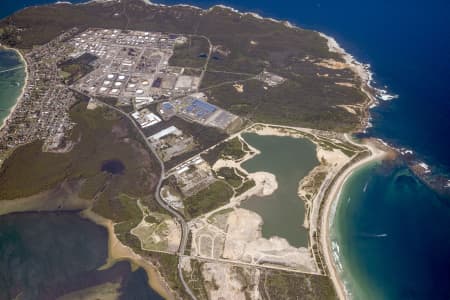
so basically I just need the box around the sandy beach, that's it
[319,140,386,299]
[0,46,28,131]
[80,209,176,300]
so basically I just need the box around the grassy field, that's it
[183,180,233,219]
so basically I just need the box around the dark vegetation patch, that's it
[205,78,364,131]
[0,25,20,46]
[150,253,185,297]
[169,36,210,69]
[183,180,233,219]
[200,137,245,166]
[216,167,242,188]
[201,142,226,166]
[0,0,366,131]
[220,137,246,159]
[260,270,337,300]
[144,214,159,223]
[77,173,109,199]
[108,194,143,242]
[58,52,97,84]
[235,179,256,196]
[184,231,193,256]
[0,101,160,204]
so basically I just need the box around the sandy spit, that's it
[80,209,176,300]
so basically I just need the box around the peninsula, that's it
[0,0,383,299]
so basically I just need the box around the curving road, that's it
[96,99,197,300]
[92,35,215,300]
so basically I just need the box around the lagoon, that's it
[240,133,318,247]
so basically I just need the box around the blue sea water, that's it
[333,162,450,299]
[0,50,25,126]
[1,0,450,299]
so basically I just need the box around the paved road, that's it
[196,34,213,87]
[96,99,197,300]
[183,255,323,277]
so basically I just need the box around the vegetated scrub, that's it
[183,259,209,300]
[58,52,96,84]
[168,36,210,69]
[184,180,233,219]
[0,101,160,201]
[0,0,366,132]
[260,270,337,300]
[94,193,142,234]
[220,137,246,159]
[216,167,242,188]
[201,137,246,166]
[206,78,362,131]
[235,179,256,196]
[200,71,251,89]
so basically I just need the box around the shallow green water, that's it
[240,133,319,247]
[0,49,25,127]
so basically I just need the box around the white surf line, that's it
[0,65,25,74]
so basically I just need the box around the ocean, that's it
[333,161,450,299]
[0,50,25,128]
[1,0,450,299]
